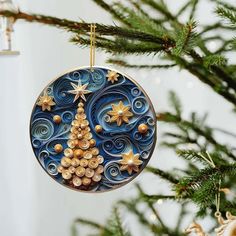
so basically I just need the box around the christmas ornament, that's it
[185,222,208,236]
[30,25,156,192]
[30,66,157,192]
[30,24,156,192]
[215,212,236,236]
[185,155,236,236]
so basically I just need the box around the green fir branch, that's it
[216,6,236,25]
[145,166,179,184]
[172,21,198,56]
[106,59,176,68]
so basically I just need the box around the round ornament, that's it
[30,66,157,192]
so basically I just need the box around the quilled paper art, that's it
[30,67,157,192]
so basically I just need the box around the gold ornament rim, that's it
[29,65,157,194]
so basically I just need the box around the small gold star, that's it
[119,150,143,175]
[68,80,92,102]
[106,70,119,84]
[107,101,133,126]
[37,90,56,111]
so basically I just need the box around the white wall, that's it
[0,1,235,236]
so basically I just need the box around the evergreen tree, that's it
[2,0,236,235]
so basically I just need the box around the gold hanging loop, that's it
[90,24,96,71]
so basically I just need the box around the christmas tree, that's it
[2,0,236,235]
[57,94,104,190]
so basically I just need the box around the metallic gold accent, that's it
[77,107,84,114]
[75,166,86,177]
[75,114,86,120]
[91,148,99,156]
[90,24,96,71]
[95,125,103,133]
[92,174,102,182]
[64,148,74,158]
[82,176,91,186]
[138,123,148,134]
[97,155,104,164]
[106,70,120,84]
[71,158,80,167]
[61,157,72,168]
[78,139,90,150]
[83,151,93,160]
[68,166,76,174]
[54,144,63,153]
[78,102,84,107]
[53,115,62,124]
[80,159,89,168]
[72,120,80,127]
[185,222,207,236]
[84,132,92,140]
[119,150,143,175]
[36,90,56,111]
[68,80,92,102]
[72,176,82,187]
[62,170,72,180]
[95,165,104,174]
[70,127,78,134]
[85,168,95,178]
[107,101,133,126]
[89,139,96,147]
[67,140,76,149]
[69,133,77,140]
[73,149,83,158]
[57,165,64,173]
[88,158,99,169]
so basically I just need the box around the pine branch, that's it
[107,59,176,68]
[139,193,176,203]
[216,6,236,25]
[73,208,131,236]
[157,110,236,161]
[189,0,199,20]
[136,185,171,234]
[140,0,176,21]
[0,10,174,46]
[107,208,131,236]
[71,36,165,54]
[119,200,161,234]
[176,1,193,18]
[92,0,132,27]
[175,164,236,198]
[145,166,179,184]
[73,218,105,232]
[203,55,227,68]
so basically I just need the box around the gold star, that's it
[36,90,56,111]
[68,80,92,102]
[119,150,143,175]
[107,101,133,126]
[106,70,120,84]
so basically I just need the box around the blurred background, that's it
[0,1,235,236]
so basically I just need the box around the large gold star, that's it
[68,80,92,102]
[106,70,120,84]
[119,150,143,175]
[36,90,56,111]
[107,101,133,126]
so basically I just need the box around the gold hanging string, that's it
[215,179,221,218]
[199,152,222,220]
[90,24,96,71]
